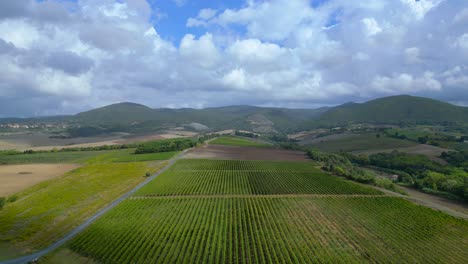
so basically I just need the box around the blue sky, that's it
[150,0,242,42]
[0,0,467,116]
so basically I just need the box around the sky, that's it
[0,0,467,117]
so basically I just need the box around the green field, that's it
[136,160,381,196]
[210,136,271,147]
[42,159,468,264]
[168,159,317,171]
[311,134,416,153]
[0,150,111,165]
[0,152,168,259]
[0,149,178,165]
[48,197,468,264]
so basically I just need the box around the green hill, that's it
[316,95,468,125]
[67,103,326,135]
[3,95,468,136]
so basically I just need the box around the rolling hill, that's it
[66,103,327,135]
[2,95,468,136]
[316,95,468,126]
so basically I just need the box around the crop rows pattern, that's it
[136,170,382,196]
[168,159,320,171]
[68,197,468,264]
[55,159,468,264]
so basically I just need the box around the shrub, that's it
[7,195,18,203]
[0,197,5,210]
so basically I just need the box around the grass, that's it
[47,197,468,264]
[82,149,179,163]
[0,149,178,165]
[0,156,166,259]
[210,136,271,148]
[136,159,381,196]
[311,134,416,153]
[0,150,112,165]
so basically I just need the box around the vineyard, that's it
[65,197,468,264]
[136,170,381,196]
[44,159,468,264]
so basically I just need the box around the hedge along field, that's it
[0,161,165,259]
[135,170,382,196]
[59,197,468,264]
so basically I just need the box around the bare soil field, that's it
[0,164,80,196]
[184,144,309,161]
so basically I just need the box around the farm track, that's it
[130,194,387,199]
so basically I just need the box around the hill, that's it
[2,95,468,136]
[316,95,468,125]
[68,104,326,135]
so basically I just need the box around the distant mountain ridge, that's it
[1,95,467,135]
[317,95,468,125]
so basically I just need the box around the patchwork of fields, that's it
[0,151,168,260]
[44,159,468,264]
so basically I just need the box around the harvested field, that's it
[184,144,309,161]
[0,164,80,196]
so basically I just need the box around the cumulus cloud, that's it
[362,18,382,36]
[372,72,442,93]
[0,0,467,116]
[455,34,468,50]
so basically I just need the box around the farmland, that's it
[0,153,167,259]
[210,136,271,148]
[42,159,468,264]
[136,160,381,196]
[0,150,111,165]
[184,144,308,161]
[51,197,468,264]
[307,133,416,153]
[0,164,80,196]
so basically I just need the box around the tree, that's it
[0,197,5,210]
[418,136,428,144]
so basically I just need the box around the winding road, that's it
[0,149,190,264]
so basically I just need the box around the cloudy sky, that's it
[0,0,467,117]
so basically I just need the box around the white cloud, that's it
[372,72,442,93]
[404,47,421,64]
[200,0,318,41]
[453,8,468,24]
[199,8,217,20]
[180,33,220,68]
[187,8,217,27]
[362,18,382,36]
[0,0,468,115]
[221,68,247,90]
[0,19,40,49]
[227,39,287,65]
[400,0,443,20]
[455,33,468,50]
